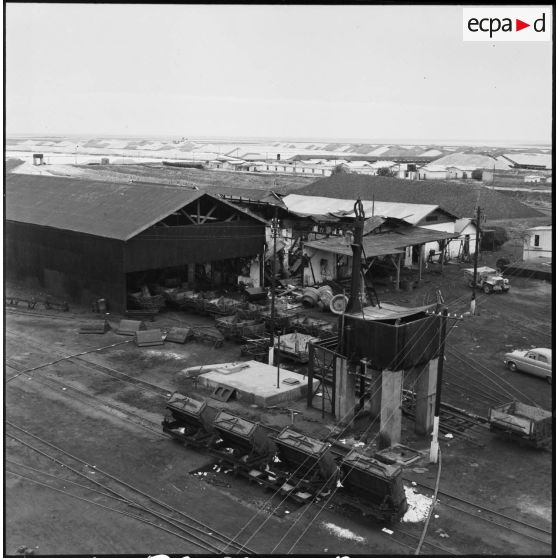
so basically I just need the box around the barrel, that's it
[317,286,334,310]
[330,294,348,315]
[302,287,319,307]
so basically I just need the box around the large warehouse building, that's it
[6,174,267,311]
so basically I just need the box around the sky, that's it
[5,4,553,144]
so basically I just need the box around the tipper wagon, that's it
[488,401,552,450]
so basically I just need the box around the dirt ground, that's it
[4,251,553,555]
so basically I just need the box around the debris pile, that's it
[401,486,434,523]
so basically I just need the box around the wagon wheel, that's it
[482,284,492,294]
[506,361,517,372]
[468,281,475,288]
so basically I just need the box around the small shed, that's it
[523,225,552,261]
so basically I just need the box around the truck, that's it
[463,266,510,294]
[488,401,552,450]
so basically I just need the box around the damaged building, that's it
[5,174,267,311]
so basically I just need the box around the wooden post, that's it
[419,244,424,282]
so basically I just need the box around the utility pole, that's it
[430,306,448,463]
[346,198,365,314]
[470,205,482,316]
[268,206,279,364]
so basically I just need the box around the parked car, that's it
[503,348,552,383]
[464,266,510,294]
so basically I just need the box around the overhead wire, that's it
[277,320,459,554]
[224,305,450,552]
[266,316,460,552]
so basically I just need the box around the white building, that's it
[418,165,448,180]
[523,226,552,261]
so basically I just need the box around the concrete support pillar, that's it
[334,357,355,425]
[414,359,439,436]
[379,369,403,449]
[369,367,383,420]
[187,264,195,285]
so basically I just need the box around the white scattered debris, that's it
[444,433,454,439]
[353,442,365,448]
[411,481,417,486]
[339,439,346,444]
[62,388,67,391]
[285,510,290,514]
[434,514,439,519]
[316,392,323,397]
[144,350,184,360]
[273,455,282,463]
[401,486,433,523]
[322,522,366,543]
[336,480,344,488]
[381,528,394,535]
[203,472,207,476]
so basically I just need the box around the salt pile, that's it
[401,486,434,523]
[321,522,365,543]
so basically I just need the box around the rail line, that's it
[6,422,257,554]
[6,307,82,321]
[5,328,174,398]
[6,360,167,439]
[406,478,553,548]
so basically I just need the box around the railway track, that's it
[6,360,167,439]
[6,316,552,554]
[406,478,553,549]
[5,421,258,554]
[6,306,82,321]
[5,328,173,398]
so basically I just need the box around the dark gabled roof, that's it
[294,174,544,220]
[6,174,265,241]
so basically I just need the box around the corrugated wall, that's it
[124,222,265,272]
[5,221,126,310]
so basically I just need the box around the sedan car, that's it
[503,348,552,383]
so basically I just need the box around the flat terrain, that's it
[4,255,552,555]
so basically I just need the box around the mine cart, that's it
[204,296,244,317]
[488,401,552,450]
[271,427,338,491]
[192,327,225,348]
[128,292,166,311]
[292,316,337,338]
[275,332,319,363]
[211,410,275,470]
[215,314,264,342]
[339,449,408,522]
[240,336,270,362]
[260,307,303,332]
[162,392,216,447]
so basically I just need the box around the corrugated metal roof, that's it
[283,194,444,225]
[304,226,458,258]
[503,153,552,169]
[293,174,544,220]
[6,174,264,241]
[304,237,404,258]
